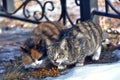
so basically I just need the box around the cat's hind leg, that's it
[92,46,102,60]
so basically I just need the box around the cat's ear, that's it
[12,43,29,52]
[36,40,45,48]
[46,39,51,46]
[20,45,30,53]
[60,39,67,50]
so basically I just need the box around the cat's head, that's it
[15,41,45,68]
[20,45,49,68]
[46,39,69,66]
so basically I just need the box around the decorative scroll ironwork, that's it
[0,0,119,25]
[0,0,57,24]
[92,0,120,19]
[0,0,79,25]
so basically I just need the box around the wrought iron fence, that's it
[0,0,120,26]
[92,0,120,19]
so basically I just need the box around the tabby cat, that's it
[46,21,102,69]
[20,21,67,68]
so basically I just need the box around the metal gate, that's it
[0,0,120,25]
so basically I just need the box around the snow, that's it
[44,62,120,80]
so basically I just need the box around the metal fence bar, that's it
[0,13,40,24]
[80,0,91,21]
[77,0,99,23]
[90,0,99,23]
[59,0,67,25]
[0,0,119,25]
[2,0,14,13]
[92,0,120,19]
[92,11,120,19]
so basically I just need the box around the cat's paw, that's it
[92,55,100,60]
[92,46,101,60]
[75,63,84,67]
[58,65,66,70]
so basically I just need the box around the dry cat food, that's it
[30,67,61,78]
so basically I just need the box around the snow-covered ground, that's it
[43,61,120,80]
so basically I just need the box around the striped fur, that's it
[46,21,102,69]
[21,21,67,66]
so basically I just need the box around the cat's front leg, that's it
[58,65,67,70]
[76,55,86,67]
[92,46,102,60]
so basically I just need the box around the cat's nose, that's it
[54,59,57,62]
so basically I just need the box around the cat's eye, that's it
[59,53,63,55]
[56,53,61,58]
[64,45,68,50]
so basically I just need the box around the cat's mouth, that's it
[55,60,65,66]
[53,59,61,65]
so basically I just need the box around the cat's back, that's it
[70,21,102,54]
[72,21,102,38]
[24,21,67,48]
[33,21,66,41]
